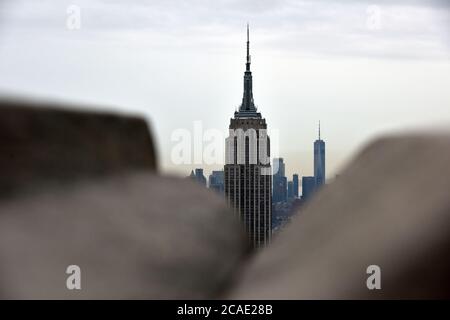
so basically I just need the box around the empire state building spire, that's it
[318,120,321,140]
[246,23,251,71]
[240,23,256,112]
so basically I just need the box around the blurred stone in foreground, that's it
[0,173,247,299]
[0,98,247,299]
[0,98,157,198]
[1,97,450,299]
[227,134,450,299]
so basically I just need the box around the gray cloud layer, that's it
[0,0,449,177]
[1,0,449,59]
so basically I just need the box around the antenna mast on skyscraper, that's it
[318,121,321,140]
[246,23,251,69]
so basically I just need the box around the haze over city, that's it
[0,0,449,179]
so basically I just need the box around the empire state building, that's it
[225,25,272,248]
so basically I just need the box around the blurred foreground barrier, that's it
[0,172,246,299]
[0,98,157,198]
[0,97,247,299]
[0,97,449,299]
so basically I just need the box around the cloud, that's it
[0,0,448,60]
[0,0,448,178]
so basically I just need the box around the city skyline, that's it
[193,26,327,240]
[191,122,326,195]
[224,25,272,248]
[0,1,449,181]
[194,122,325,196]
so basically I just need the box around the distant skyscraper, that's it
[209,170,224,194]
[287,181,294,199]
[224,25,272,248]
[293,174,299,198]
[273,157,285,177]
[302,176,316,200]
[194,168,207,186]
[314,122,326,187]
[273,158,287,203]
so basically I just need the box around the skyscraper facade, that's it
[287,181,294,199]
[302,176,316,200]
[293,174,299,198]
[273,158,287,203]
[224,25,272,248]
[209,170,224,194]
[194,168,207,186]
[314,122,326,188]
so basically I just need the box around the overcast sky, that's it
[0,0,449,179]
